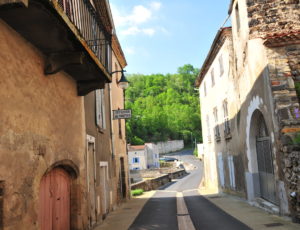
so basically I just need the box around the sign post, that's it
[112,109,132,120]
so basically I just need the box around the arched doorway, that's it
[255,113,277,204]
[39,168,71,230]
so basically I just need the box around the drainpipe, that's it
[108,83,115,159]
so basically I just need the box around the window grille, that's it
[213,108,221,141]
[223,100,231,139]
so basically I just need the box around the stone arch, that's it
[248,109,277,204]
[248,109,268,174]
[43,159,79,179]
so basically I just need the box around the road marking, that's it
[176,192,196,230]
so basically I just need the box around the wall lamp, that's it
[111,69,129,90]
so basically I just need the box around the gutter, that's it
[195,27,231,87]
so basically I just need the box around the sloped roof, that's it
[128,145,145,151]
[195,27,232,87]
[263,30,300,47]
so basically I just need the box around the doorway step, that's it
[250,198,279,215]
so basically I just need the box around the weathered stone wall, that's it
[131,174,171,191]
[0,20,87,229]
[283,146,300,221]
[246,0,300,38]
[267,44,300,221]
[130,170,186,192]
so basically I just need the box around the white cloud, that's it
[121,27,140,36]
[121,27,156,36]
[143,28,155,36]
[111,1,164,37]
[129,5,152,25]
[150,2,162,11]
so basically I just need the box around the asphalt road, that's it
[128,149,251,230]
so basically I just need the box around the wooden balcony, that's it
[0,0,113,95]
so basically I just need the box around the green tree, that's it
[125,64,202,144]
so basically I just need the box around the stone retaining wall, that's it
[131,169,186,191]
[156,140,184,154]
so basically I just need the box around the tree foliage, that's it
[125,64,202,145]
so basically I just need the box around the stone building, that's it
[196,0,300,222]
[0,0,129,229]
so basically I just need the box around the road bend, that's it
[128,149,251,230]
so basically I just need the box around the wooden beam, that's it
[77,80,105,96]
[44,52,85,75]
[0,0,28,6]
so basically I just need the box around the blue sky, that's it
[109,0,231,75]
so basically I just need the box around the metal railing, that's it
[55,0,112,73]
[224,119,231,138]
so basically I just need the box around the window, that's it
[206,115,211,142]
[223,100,231,138]
[235,3,240,32]
[133,157,140,163]
[204,82,207,96]
[213,108,221,141]
[96,89,106,130]
[211,68,215,87]
[219,55,224,76]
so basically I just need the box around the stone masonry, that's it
[267,36,300,222]
[246,0,300,38]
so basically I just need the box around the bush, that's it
[131,136,145,145]
[131,189,144,196]
[193,148,198,157]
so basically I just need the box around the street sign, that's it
[113,109,132,120]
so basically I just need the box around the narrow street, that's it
[128,149,251,230]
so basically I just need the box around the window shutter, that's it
[100,89,106,130]
[95,89,106,130]
[95,90,102,128]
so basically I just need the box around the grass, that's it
[131,189,144,196]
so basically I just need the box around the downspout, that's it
[109,83,115,158]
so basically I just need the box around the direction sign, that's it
[113,109,132,120]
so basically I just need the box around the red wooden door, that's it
[39,168,71,230]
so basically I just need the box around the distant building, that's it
[128,145,148,170]
[195,0,300,221]
[128,143,160,170]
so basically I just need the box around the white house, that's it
[128,144,160,170]
[128,145,147,170]
[145,143,160,168]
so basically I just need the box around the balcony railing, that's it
[224,119,232,140]
[55,0,112,73]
